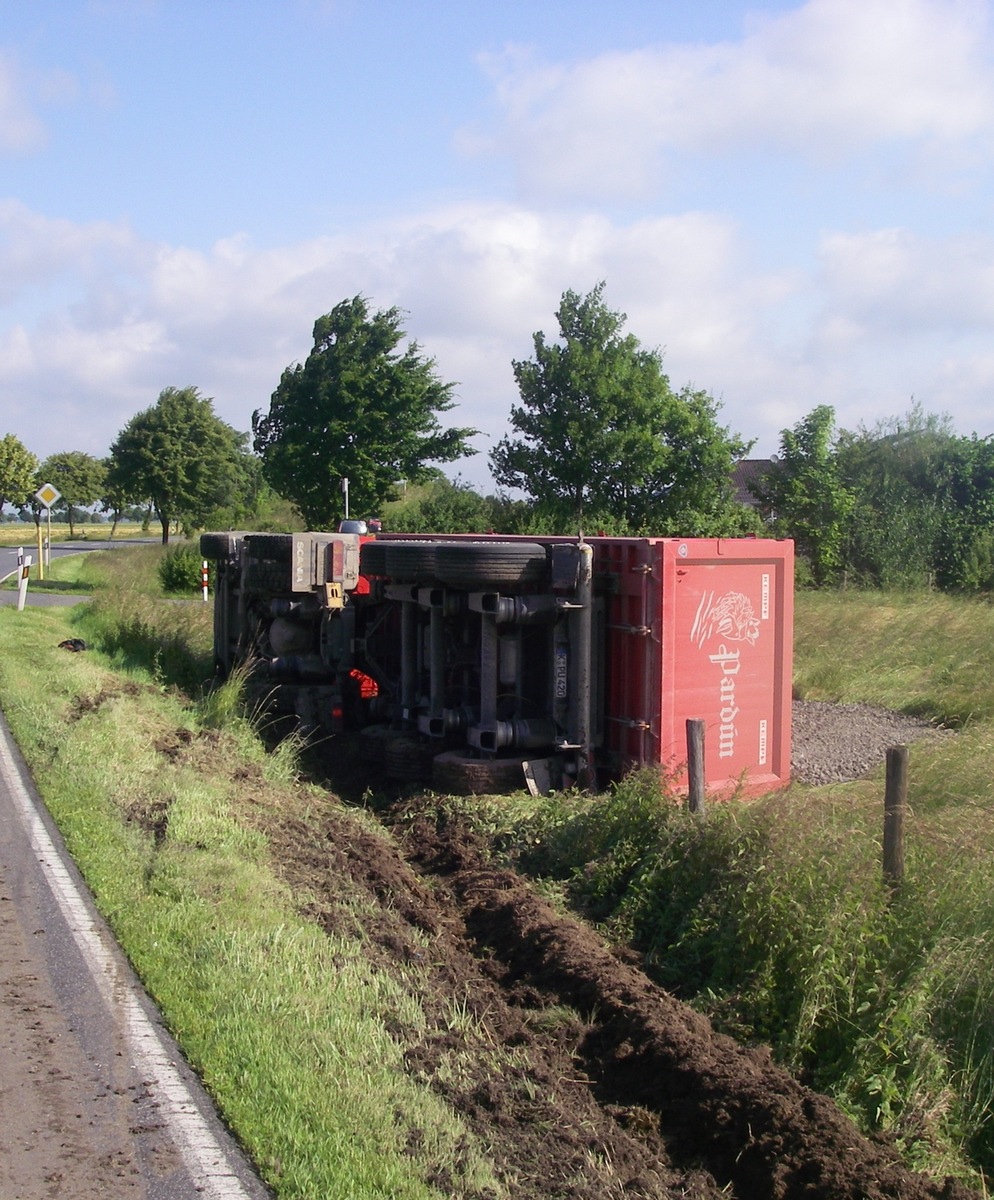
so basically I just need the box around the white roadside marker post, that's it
[16,553,32,611]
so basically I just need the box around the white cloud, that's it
[473,0,994,202]
[0,200,143,303]
[814,226,994,345]
[2,194,993,482]
[0,200,786,472]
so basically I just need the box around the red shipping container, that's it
[594,537,793,799]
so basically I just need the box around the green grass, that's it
[1,548,98,592]
[792,589,994,726]
[0,577,505,1199]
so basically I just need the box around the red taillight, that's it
[349,669,378,699]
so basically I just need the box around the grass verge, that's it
[0,595,504,1199]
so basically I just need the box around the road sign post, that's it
[34,483,61,581]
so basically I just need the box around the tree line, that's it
[751,402,994,590]
[0,389,258,543]
[2,283,992,590]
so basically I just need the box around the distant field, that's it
[0,523,150,546]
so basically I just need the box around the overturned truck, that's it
[201,530,794,797]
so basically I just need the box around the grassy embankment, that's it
[1,550,994,1190]
[0,545,504,1200]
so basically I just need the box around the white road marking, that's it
[0,718,257,1200]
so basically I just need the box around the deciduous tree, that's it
[108,387,251,543]
[39,451,106,538]
[253,297,476,528]
[490,283,751,534]
[751,405,854,585]
[834,405,954,587]
[0,433,38,514]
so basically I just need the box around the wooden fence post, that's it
[686,719,706,816]
[884,745,908,892]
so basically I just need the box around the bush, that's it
[158,543,205,594]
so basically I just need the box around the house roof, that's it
[731,459,774,507]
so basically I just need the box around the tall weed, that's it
[158,542,206,593]
[77,590,212,694]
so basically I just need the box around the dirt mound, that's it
[404,813,972,1200]
[247,776,975,1200]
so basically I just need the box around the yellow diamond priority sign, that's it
[35,482,61,508]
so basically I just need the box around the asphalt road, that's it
[0,708,271,1200]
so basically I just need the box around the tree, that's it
[0,434,38,514]
[489,283,751,534]
[834,405,955,588]
[751,405,855,585]
[39,451,106,538]
[108,387,251,543]
[928,433,994,590]
[99,457,131,538]
[387,475,497,534]
[253,297,476,528]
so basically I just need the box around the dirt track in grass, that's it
[247,731,975,1200]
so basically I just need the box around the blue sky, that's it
[3,0,994,491]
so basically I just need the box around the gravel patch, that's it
[791,700,952,785]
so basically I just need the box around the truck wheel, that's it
[359,541,389,577]
[200,532,246,559]
[384,735,435,782]
[431,750,529,795]
[357,723,398,762]
[245,533,293,563]
[434,543,548,589]
[244,559,288,594]
[212,573,231,673]
[384,541,441,582]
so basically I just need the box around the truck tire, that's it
[384,735,435,782]
[244,559,288,594]
[359,541,389,577]
[432,750,529,795]
[245,533,293,563]
[200,531,245,559]
[357,723,399,762]
[384,541,441,582]
[434,543,548,589]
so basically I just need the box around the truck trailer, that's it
[200,529,793,798]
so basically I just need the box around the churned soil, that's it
[246,697,973,1200]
